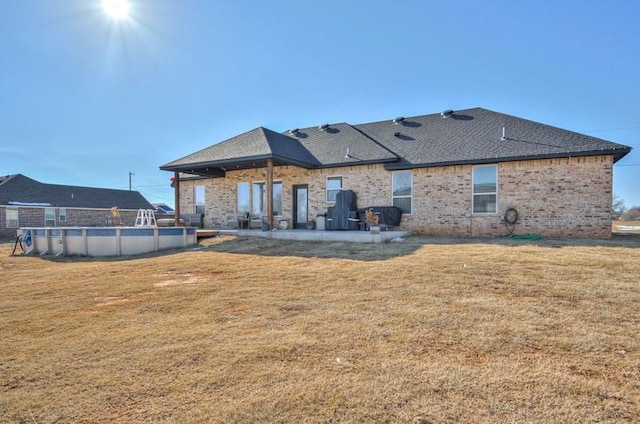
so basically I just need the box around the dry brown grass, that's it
[1,235,639,423]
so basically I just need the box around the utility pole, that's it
[129,171,134,191]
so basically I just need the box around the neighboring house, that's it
[0,174,154,238]
[160,107,632,239]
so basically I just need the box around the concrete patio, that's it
[208,228,410,243]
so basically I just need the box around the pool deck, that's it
[202,228,410,243]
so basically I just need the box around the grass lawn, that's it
[1,235,639,423]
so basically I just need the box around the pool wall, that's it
[18,227,197,257]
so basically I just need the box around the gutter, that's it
[383,148,633,171]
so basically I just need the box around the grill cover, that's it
[357,206,403,228]
[327,190,357,230]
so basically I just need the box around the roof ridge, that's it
[479,108,624,146]
[349,124,401,161]
[41,181,144,194]
[353,107,485,127]
[0,174,19,185]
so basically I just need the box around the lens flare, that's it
[102,0,130,20]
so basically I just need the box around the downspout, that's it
[174,171,181,227]
[266,158,273,230]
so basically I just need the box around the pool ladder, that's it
[134,209,157,227]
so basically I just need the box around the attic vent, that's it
[288,128,299,135]
[394,132,402,138]
[319,124,330,131]
[441,109,454,118]
[393,117,405,125]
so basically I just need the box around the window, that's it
[252,181,283,216]
[326,176,343,202]
[6,207,18,228]
[473,165,497,214]
[194,185,205,215]
[59,208,67,222]
[392,171,412,214]
[45,207,56,226]
[252,182,266,216]
[273,182,282,216]
[237,182,250,215]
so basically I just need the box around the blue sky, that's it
[1,0,639,208]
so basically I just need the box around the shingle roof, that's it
[356,107,631,169]
[285,123,398,167]
[160,107,631,175]
[162,127,320,170]
[0,174,154,210]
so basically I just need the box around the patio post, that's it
[266,158,273,230]
[174,171,181,227]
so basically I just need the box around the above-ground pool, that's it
[19,227,197,257]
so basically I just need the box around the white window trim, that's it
[326,176,343,203]
[237,182,250,215]
[252,181,266,216]
[472,164,498,215]
[6,207,19,228]
[194,185,206,215]
[392,171,413,215]
[44,207,56,227]
[272,180,283,217]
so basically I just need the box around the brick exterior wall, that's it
[0,207,140,239]
[176,155,614,239]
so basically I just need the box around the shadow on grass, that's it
[203,236,425,261]
[6,233,639,264]
[198,234,640,261]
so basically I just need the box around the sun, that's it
[102,0,131,20]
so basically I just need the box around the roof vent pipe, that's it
[501,127,508,141]
[441,109,454,118]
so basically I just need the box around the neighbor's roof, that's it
[0,174,154,209]
[160,107,632,176]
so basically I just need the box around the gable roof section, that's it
[161,127,320,174]
[0,174,153,209]
[160,124,400,175]
[160,107,632,176]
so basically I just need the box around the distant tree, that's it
[612,194,627,220]
[622,206,640,221]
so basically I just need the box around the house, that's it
[0,174,154,238]
[153,203,175,215]
[160,107,631,239]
